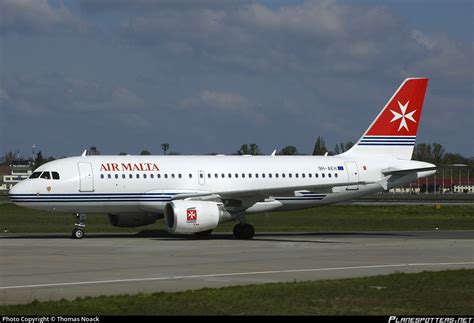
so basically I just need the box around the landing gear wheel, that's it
[72,213,86,239]
[194,229,213,237]
[233,224,255,240]
[72,228,84,239]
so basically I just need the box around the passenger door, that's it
[78,162,94,192]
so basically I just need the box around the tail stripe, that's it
[359,135,416,146]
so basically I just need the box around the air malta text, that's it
[100,163,160,172]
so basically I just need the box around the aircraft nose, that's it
[8,181,26,204]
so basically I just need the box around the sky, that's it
[0,0,472,158]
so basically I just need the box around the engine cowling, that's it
[108,213,160,227]
[165,200,233,234]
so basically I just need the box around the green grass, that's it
[1,269,472,315]
[1,204,473,234]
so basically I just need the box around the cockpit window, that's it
[30,172,42,179]
[52,172,60,180]
[40,172,51,179]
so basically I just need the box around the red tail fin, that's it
[365,78,429,136]
[342,78,429,159]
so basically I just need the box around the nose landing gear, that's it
[72,213,86,239]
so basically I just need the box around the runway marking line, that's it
[1,261,473,290]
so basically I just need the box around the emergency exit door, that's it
[345,162,359,190]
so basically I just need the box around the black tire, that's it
[233,224,242,238]
[72,228,84,239]
[194,229,213,237]
[233,224,255,240]
[241,224,255,240]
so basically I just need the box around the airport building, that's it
[389,177,473,194]
[0,160,34,192]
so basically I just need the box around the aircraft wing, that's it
[172,180,371,202]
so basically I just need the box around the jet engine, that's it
[165,200,233,234]
[108,212,160,227]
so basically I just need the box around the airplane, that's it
[9,78,436,240]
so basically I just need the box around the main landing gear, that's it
[72,213,86,239]
[232,214,255,240]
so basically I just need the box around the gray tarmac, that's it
[1,230,473,305]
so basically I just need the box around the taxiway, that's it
[1,230,473,305]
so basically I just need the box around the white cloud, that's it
[179,90,266,122]
[0,0,91,34]
[115,0,470,85]
[79,0,244,13]
[3,73,144,116]
[0,88,10,101]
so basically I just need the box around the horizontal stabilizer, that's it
[382,166,437,176]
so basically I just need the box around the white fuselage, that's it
[9,154,435,215]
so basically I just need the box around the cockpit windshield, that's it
[29,172,41,179]
[40,172,51,179]
[29,171,60,180]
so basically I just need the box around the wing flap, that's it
[172,181,371,201]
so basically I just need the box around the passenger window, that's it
[221,174,225,178]
[30,172,42,179]
[129,174,133,179]
[214,173,218,178]
[249,174,252,178]
[52,172,60,180]
[108,174,112,179]
[315,173,319,178]
[115,174,119,179]
[235,173,238,178]
[136,174,140,179]
[200,173,204,178]
[295,173,299,178]
[289,173,292,178]
[207,173,211,178]
[282,174,286,178]
[178,174,182,179]
[275,173,279,178]
[262,173,265,178]
[228,173,232,178]
[158,174,161,179]
[171,174,175,179]
[100,174,104,179]
[269,173,272,178]
[150,174,154,179]
[335,173,338,178]
[122,174,126,179]
[40,172,51,179]
[309,173,312,178]
[322,173,325,178]
[255,174,259,178]
[242,173,245,178]
[143,174,147,179]
[302,173,305,178]
[328,173,331,178]
[165,174,168,179]
[189,174,193,178]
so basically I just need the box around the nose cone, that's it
[8,181,22,204]
[8,180,30,205]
